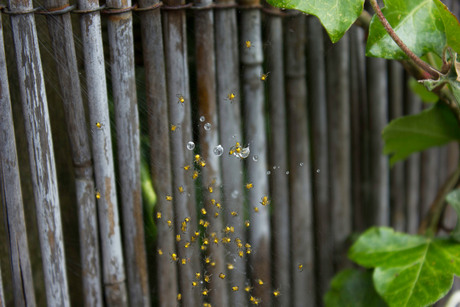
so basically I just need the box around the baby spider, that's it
[176,94,185,105]
[227,92,236,102]
[95,122,104,129]
[95,190,101,199]
[260,72,270,81]
[273,289,281,297]
[245,40,252,49]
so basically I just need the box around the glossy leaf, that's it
[349,227,460,307]
[324,269,387,307]
[446,189,460,242]
[382,102,460,166]
[367,0,460,60]
[265,0,364,43]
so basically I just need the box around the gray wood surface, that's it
[8,0,70,304]
[285,14,315,307]
[76,0,127,303]
[214,2,247,305]
[42,0,102,304]
[138,0,178,305]
[105,0,149,304]
[265,10,291,307]
[0,14,36,306]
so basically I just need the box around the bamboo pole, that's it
[162,3,198,306]
[349,26,369,232]
[41,1,103,305]
[388,61,406,232]
[306,15,333,297]
[239,3,271,305]
[265,8,290,307]
[405,84,421,234]
[0,264,4,306]
[214,1,246,306]
[0,13,36,306]
[285,14,315,306]
[326,33,352,271]
[138,1,178,306]
[194,2,229,306]
[105,0,149,304]
[7,0,70,304]
[76,0,127,303]
[420,148,440,221]
[366,57,389,226]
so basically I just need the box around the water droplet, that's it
[239,146,250,159]
[285,171,290,175]
[252,155,259,162]
[187,141,195,150]
[231,190,239,199]
[213,145,224,156]
[273,166,276,170]
[204,123,211,131]
[199,116,205,122]
[266,171,271,175]
[299,162,304,166]
[316,169,320,173]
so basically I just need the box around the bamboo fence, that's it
[0,2,459,307]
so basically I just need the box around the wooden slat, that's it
[367,57,390,226]
[162,2,198,305]
[138,0,178,305]
[285,14,315,306]
[214,2,247,306]
[76,0,128,302]
[239,4,271,305]
[326,33,352,271]
[0,13,36,306]
[8,0,70,304]
[388,61,406,232]
[265,9,290,307]
[420,148,440,222]
[41,0,103,304]
[0,265,4,306]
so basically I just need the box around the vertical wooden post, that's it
[367,57,389,226]
[405,85,421,233]
[105,0,150,304]
[162,2,198,306]
[306,16,333,297]
[7,0,70,304]
[0,13,36,307]
[42,1,103,305]
[76,0,127,303]
[194,2,229,306]
[420,148,440,221]
[349,26,369,232]
[138,1,178,306]
[214,1,246,305]
[388,61,406,232]
[265,8,290,307]
[326,33,352,271]
[285,14,316,306]
[239,3,271,305]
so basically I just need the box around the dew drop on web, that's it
[213,145,223,156]
[187,141,195,150]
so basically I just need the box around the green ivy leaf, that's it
[324,269,387,307]
[367,0,460,60]
[446,189,460,242]
[349,227,460,307]
[264,0,364,43]
[382,102,460,166]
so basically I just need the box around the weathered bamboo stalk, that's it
[0,265,4,306]
[326,33,352,271]
[105,0,149,304]
[405,85,422,234]
[8,0,70,304]
[388,61,406,232]
[42,1,103,305]
[214,1,246,306]
[306,16,332,297]
[138,0,178,306]
[239,4,271,305]
[162,3,198,306]
[420,147,440,221]
[194,2,229,306]
[367,57,389,226]
[349,26,369,232]
[265,8,290,307]
[76,0,127,303]
[0,14,36,306]
[285,14,315,306]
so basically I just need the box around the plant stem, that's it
[418,162,460,236]
[368,0,441,79]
